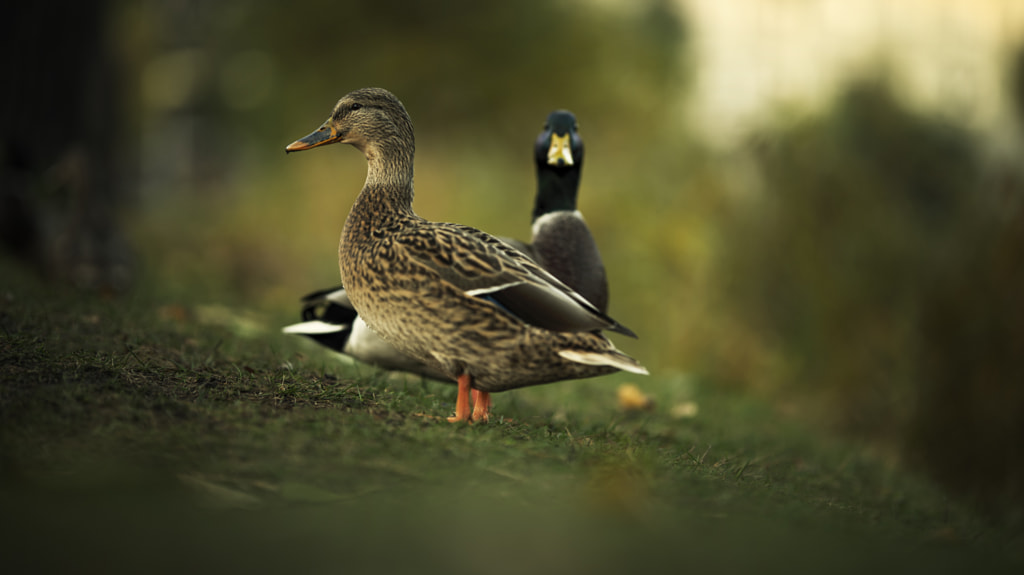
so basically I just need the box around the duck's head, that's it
[536,110,583,169]
[286,87,414,159]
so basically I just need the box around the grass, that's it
[0,254,1020,574]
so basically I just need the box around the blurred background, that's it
[3,0,1023,520]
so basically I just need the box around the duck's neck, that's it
[532,166,580,221]
[348,137,414,212]
[363,136,415,208]
[344,138,417,244]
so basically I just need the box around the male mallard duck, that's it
[283,109,608,380]
[528,109,608,312]
[285,87,646,422]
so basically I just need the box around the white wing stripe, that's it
[465,281,526,297]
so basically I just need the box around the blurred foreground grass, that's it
[2,255,1021,574]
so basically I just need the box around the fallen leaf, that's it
[618,383,654,412]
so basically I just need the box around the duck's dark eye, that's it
[350,103,363,111]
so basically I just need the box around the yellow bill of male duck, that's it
[285,87,647,423]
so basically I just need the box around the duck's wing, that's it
[496,236,537,262]
[395,223,637,338]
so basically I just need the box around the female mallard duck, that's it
[283,109,608,380]
[285,87,646,422]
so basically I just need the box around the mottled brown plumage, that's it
[286,87,646,421]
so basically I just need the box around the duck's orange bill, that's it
[285,121,343,153]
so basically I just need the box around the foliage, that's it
[715,76,1024,518]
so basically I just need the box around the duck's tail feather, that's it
[557,348,649,375]
[282,320,347,335]
[282,319,353,354]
